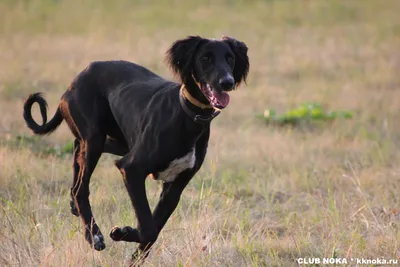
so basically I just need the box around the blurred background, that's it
[1,0,400,266]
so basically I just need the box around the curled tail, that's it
[23,92,63,135]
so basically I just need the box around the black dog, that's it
[23,36,249,261]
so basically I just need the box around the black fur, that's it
[23,92,63,135]
[222,36,250,86]
[23,36,249,263]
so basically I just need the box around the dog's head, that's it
[166,36,249,109]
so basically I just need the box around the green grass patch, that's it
[258,103,353,126]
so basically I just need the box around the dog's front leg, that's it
[131,170,194,261]
[110,159,158,245]
[132,131,210,260]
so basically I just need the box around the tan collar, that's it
[180,85,213,109]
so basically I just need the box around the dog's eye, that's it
[227,56,234,64]
[202,56,211,62]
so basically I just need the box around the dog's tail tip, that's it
[23,92,63,135]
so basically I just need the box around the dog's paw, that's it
[109,226,127,241]
[92,234,106,251]
[131,248,151,265]
[110,226,140,242]
[130,249,147,267]
[84,226,106,251]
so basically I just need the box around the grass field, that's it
[1,0,400,266]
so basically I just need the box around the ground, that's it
[1,0,400,266]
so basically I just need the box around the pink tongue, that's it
[212,90,230,108]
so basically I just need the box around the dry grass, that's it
[1,0,400,266]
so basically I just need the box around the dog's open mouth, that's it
[200,84,230,109]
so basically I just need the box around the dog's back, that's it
[61,60,180,144]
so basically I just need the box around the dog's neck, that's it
[181,85,212,109]
[179,85,221,124]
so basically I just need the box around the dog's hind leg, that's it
[71,134,106,251]
[70,139,81,217]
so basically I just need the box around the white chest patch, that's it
[156,147,196,182]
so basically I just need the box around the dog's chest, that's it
[153,147,196,182]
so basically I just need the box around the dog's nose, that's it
[219,76,235,90]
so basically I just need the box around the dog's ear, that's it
[222,36,249,87]
[166,36,205,82]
